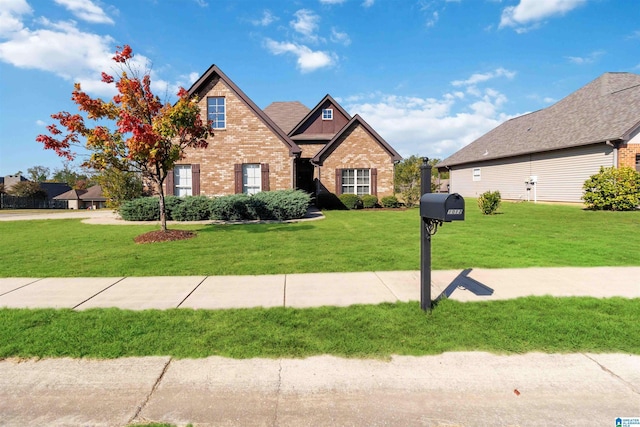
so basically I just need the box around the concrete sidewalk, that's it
[1,268,638,426]
[1,266,638,310]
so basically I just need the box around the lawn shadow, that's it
[198,223,315,234]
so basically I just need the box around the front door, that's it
[296,158,315,194]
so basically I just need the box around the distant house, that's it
[54,185,106,209]
[0,174,70,209]
[165,65,401,200]
[437,72,640,203]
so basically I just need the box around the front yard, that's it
[1,201,639,277]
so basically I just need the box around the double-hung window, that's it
[472,168,481,182]
[243,164,261,195]
[207,97,226,129]
[174,165,192,196]
[342,169,370,196]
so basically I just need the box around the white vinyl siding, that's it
[449,144,614,202]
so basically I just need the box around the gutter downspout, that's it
[605,140,618,168]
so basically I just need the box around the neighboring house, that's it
[166,65,401,200]
[437,72,640,203]
[0,175,70,208]
[54,185,106,209]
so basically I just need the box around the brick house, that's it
[167,65,401,199]
[437,72,640,203]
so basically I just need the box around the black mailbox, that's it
[420,193,465,222]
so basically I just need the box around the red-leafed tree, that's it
[37,45,211,232]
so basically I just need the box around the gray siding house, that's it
[437,72,640,203]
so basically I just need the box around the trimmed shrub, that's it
[381,195,400,208]
[119,197,160,221]
[582,166,640,211]
[210,194,252,221]
[339,193,362,210]
[477,190,501,215]
[252,190,310,220]
[172,196,214,221]
[316,192,346,210]
[361,194,378,208]
[164,196,183,220]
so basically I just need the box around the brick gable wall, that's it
[319,124,395,197]
[178,79,293,196]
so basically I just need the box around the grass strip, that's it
[1,297,638,359]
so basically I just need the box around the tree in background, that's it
[394,156,442,207]
[27,165,50,182]
[7,181,47,198]
[51,162,93,190]
[96,167,144,209]
[37,45,211,232]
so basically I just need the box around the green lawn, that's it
[1,297,638,359]
[1,202,639,277]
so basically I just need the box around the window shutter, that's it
[234,164,243,194]
[192,164,200,195]
[371,168,378,196]
[335,169,342,195]
[165,169,174,196]
[261,163,270,191]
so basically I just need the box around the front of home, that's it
[166,65,401,200]
[437,72,640,203]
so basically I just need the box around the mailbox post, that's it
[419,158,465,311]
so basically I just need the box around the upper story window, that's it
[207,97,226,129]
[322,108,333,120]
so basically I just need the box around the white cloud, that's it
[252,10,277,27]
[36,119,47,126]
[0,0,32,36]
[265,38,335,73]
[499,0,586,32]
[330,28,351,46]
[566,50,605,65]
[451,67,516,87]
[344,84,517,160]
[53,0,114,24]
[362,0,375,7]
[290,9,320,40]
[426,11,439,27]
[0,7,157,97]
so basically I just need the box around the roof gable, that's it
[439,72,640,168]
[289,94,352,140]
[312,114,402,165]
[187,65,301,156]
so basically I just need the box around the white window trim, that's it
[208,96,226,130]
[322,108,333,120]
[243,163,262,195]
[342,168,371,196]
[174,165,192,196]
[472,168,481,182]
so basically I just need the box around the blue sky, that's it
[1,0,639,177]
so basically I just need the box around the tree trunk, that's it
[157,181,167,232]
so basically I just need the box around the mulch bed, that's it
[134,229,197,244]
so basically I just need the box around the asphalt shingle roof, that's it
[263,101,311,134]
[438,72,640,168]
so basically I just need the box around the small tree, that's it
[8,181,47,198]
[582,166,640,211]
[477,190,501,215]
[96,167,144,209]
[395,156,440,206]
[37,45,211,231]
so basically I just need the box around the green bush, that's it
[119,197,160,221]
[477,190,501,215]
[210,191,311,221]
[339,193,362,210]
[172,196,214,221]
[164,196,183,220]
[380,195,400,208]
[361,194,378,208]
[582,166,640,211]
[210,194,252,221]
[252,190,310,220]
[316,192,346,210]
